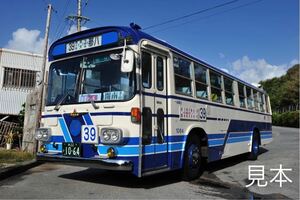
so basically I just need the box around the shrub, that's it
[272,111,299,128]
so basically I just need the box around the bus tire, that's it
[182,134,202,181]
[248,131,260,160]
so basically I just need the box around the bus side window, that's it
[157,109,164,144]
[156,56,164,91]
[142,107,152,145]
[238,83,246,108]
[253,91,259,111]
[142,52,152,88]
[210,71,223,103]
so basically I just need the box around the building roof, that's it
[0,48,43,58]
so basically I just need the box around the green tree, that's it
[260,64,299,111]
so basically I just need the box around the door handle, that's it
[156,100,162,104]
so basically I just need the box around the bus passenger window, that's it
[238,83,246,108]
[265,95,269,113]
[174,55,192,96]
[157,109,164,144]
[224,78,234,105]
[253,91,259,111]
[246,87,254,109]
[194,64,208,99]
[142,107,152,145]
[258,92,265,112]
[210,71,222,103]
[142,52,152,88]
[156,56,164,91]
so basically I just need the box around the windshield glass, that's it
[46,50,135,106]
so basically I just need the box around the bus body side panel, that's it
[166,95,272,167]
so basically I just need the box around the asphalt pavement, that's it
[0,126,298,199]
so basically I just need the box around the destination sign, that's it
[66,35,102,53]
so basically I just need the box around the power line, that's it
[143,0,240,30]
[53,0,72,40]
[149,0,265,34]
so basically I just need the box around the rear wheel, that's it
[182,135,202,181]
[248,131,260,160]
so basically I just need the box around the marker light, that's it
[107,147,116,158]
[39,144,47,153]
[131,107,141,123]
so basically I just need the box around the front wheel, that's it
[182,135,202,181]
[248,132,260,160]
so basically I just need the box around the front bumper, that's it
[36,153,133,171]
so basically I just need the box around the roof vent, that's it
[130,23,141,31]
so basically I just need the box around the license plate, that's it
[62,143,81,157]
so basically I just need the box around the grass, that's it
[0,149,34,164]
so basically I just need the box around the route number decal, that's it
[179,105,207,121]
[81,125,99,144]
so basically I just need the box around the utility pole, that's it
[77,0,82,31]
[67,0,89,32]
[39,3,53,117]
[23,4,53,153]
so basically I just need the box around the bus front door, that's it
[141,51,168,172]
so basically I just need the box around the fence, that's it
[0,121,20,147]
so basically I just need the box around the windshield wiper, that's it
[54,93,73,111]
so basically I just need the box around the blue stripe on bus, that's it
[101,32,119,45]
[46,143,62,151]
[261,135,272,139]
[83,114,93,125]
[50,136,65,142]
[207,134,225,139]
[208,139,224,146]
[90,112,131,116]
[42,114,62,118]
[58,118,73,142]
[261,131,272,135]
[49,131,270,147]
[227,136,251,143]
[228,133,252,138]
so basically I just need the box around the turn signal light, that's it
[131,107,141,123]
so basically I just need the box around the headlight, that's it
[100,128,122,144]
[35,128,51,142]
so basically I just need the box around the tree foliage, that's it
[259,64,299,111]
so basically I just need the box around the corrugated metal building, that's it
[0,48,43,116]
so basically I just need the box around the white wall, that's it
[0,48,43,115]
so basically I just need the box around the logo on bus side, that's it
[179,105,207,121]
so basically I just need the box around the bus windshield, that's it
[46,50,135,106]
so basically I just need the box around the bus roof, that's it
[49,25,265,93]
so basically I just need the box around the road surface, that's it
[0,126,298,199]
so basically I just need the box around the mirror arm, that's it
[91,100,99,109]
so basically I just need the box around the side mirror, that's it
[121,50,134,73]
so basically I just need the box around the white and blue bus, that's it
[36,24,272,180]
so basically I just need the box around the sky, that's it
[0,0,298,85]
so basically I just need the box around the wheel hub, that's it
[188,145,200,168]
